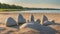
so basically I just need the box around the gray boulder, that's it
[18,14,26,24]
[30,14,35,22]
[6,17,17,27]
[20,23,56,34]
[42,15,48,23]
[42,15,55,26]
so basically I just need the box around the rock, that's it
[30,14,35,22]
[18,14,26,24]
[42,15,55,26]
[51,20,55,23]
[20,23,41,29]
[43,20,55,26]
[20,23,40,30]
[6,17,17,27]
[35,19,41,24]
[42,15,48,23]
[20,23,56,34]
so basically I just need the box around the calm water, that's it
[21,10,60,13]
[0,10,60,13]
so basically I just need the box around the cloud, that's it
[16,3,60,8]
[0,0,60,8]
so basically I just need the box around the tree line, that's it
[0,3,23,9]
[0,3,60,10]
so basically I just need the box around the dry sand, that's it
[0,24,18,34]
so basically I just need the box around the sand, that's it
[0,13,60,34]
[0,24,18,34]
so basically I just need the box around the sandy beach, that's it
[0,0,60,34]
[0,12,60,34]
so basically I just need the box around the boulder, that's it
[20,23,56,34]
[30,14,35,22]
[35,19,41,24]
[42,15,55,26]
[6,17,17,27]
[42,15,48,23]
[18,14,26,24]
[20,23,41,30]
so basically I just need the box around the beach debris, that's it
[6,17,17,27]
[18,14,26,24]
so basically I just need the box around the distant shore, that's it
[0,8,60,12]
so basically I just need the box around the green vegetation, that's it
[0,3,24,11]
[24,8,60,10]
[0,3,60,11]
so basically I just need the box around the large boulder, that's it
[6,17,17,27]
[42,15,48,23]
[42,15,55,26]
[20,23,56,34]
[20,23,41,30]
[18,14,26,24]
[27,15,35,23]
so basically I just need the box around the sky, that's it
[0,0,60,8]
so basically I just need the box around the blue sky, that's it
[0,0,60,8]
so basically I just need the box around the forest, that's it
[0,3,60,11]
[0,3,23,9]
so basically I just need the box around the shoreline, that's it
[0,11,60,14]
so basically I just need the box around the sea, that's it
[0,10,60,13]
[21,10,60,13]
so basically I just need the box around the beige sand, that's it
[0,13,60,34]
